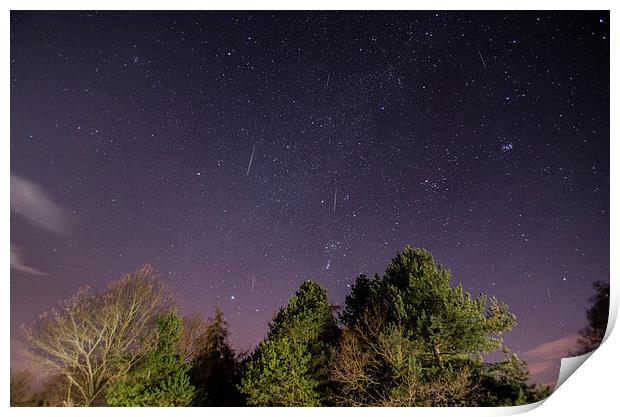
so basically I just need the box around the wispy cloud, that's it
[10,245,48,276]
[11,173,68,234]
[525,334,580,362]
[11,173,70,277]
[523,334,580,385]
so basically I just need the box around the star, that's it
[501,143,514,152]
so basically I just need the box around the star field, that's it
[11,11,609,383]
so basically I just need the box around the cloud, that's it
[10,245,48,276]
[523,334,580,384]
[11,173,68,234]
[524,334,580,362]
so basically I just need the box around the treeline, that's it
[14,246,584,407]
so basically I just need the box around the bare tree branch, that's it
[23,264,171,406]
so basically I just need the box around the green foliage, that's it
[574,280,610,355]
[474,354,551,406]
[333,246,547,406]
[189,308,242,406]
[340,273,377,327]
[106,309,195,406]
[23,246,556,407]
[239,281,338,406]
[241,336,321,406]
[344,247,516,363]
[382,247,515,360]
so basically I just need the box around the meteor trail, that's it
[333,187,337,213]
[251,275,255,293]
[246,145,256,176]
[546,288,552,303]
[477,46,487,70]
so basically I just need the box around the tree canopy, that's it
[187,308,242,406]
[332,246,549,406]
[106,308,195,406]
[19,249,553,407]
[23,264,171,406]
[239,281,339,406]
[573,280,610,355]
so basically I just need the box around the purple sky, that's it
[10,11,609,386]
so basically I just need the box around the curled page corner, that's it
[497,346,601,415]
[507,397,548,414]
[552,281,616,393]
[554,351,594,391]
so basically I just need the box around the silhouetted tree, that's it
[106,309,195,406]
[189,308,242,406]
[239,281,339,406]
[573,281,610,355]
[339,273,380,327]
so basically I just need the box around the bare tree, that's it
[37,373,72,407]
[10,369,38,406]
[178,312,209,363]
[24,264,171,406]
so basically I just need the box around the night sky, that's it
[10,11,609,385]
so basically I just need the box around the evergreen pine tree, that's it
[189,308,242,406]
[239,281,338,406]
[332,246,549,406]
